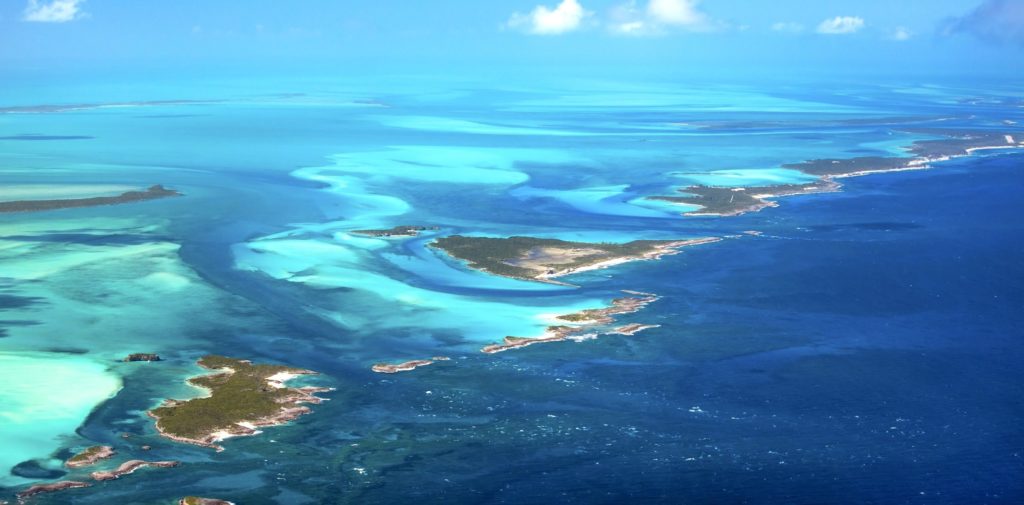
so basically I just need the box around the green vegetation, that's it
[65,446,114,467]
[0,185,181,213]
[782,156,911,176]
[430,235,677,280]
[149,356,306,441]
[647,181,837,216]
[908,130,1016,158]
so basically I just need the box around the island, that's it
[148,356,330,451]
[124,353,161,362]
[609,323,661,335]
[371,356,450,374]
[648,130,1022,217]
[180,498,235,505]
[65,446,115,468]
[482,291,661,353]
[90,460,179,481]
[351,225,439,238]
[0,185,182,214]
[15,481,91,501]
[431,235,720,284]
[0,99,215,114]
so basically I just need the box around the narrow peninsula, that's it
[148,356,330,451]
[482,291,661,354]
[351,225,439,238]
[648,130,1023,217]
[0,185,182,214]
[431,235,719,284]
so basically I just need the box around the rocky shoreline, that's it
[90,460,180,481]
[15,481,90,502]
[65,446,116,468]
[148,356,330,451]
[482,291,661,354]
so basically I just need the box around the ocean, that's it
[0,76,1021,504]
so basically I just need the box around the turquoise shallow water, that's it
[0,76,1022,503]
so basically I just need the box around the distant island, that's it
[371,356,450,373]
[148,356,330,450]
[124,353,162,362]
[648,130,1023,217]
[351,225,439,238]
[482,291,660,353]
[0,185,182,213]
[431,235,720,284]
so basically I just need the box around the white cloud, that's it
[890,26,912,41]
[816,16,865,35]
[609,0,713,35]
[771,21,804,33]
[647,0,705,27]
[507,0,590,35]
[23,0,84,23]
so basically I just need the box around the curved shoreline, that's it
[148,356,331,451]
[481,291,661,354]
[65,446,116,469]
[649,131,1023,217]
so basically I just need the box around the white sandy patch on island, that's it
[266,371,301,389]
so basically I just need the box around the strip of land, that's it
[90,460,179,481]
[431,235,719,284]
[648,129,1023,217]
[351,225,439,238]
[0,185,181,213]
[15,481,91,501]
[148,356,330,451]
[482,291,661,354]
[371,357,450,374]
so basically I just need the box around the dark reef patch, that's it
[11,460,67,480]
[0,294,41,310]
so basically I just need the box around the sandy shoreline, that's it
[481,291,661,354]
[535,237,722,282]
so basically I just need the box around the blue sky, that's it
[2,0,1022,79]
